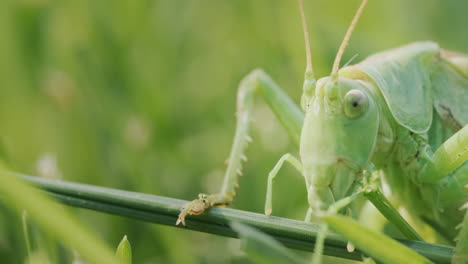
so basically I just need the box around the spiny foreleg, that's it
[177,69,304,226]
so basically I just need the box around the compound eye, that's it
[344,89,368,119]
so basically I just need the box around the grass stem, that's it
[19,173,453,264]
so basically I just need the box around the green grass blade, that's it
[22,210,32,260]
[115,235,132,264]
[453,203,468,264]
[17,171,453,263]
[231,222,306,264]
[323,215,432,264]
[0,170,118,264]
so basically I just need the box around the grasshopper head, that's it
[300,77,379,210]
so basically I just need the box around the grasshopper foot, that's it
[176,194,210,226]
[176,193,232,226]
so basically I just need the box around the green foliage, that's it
[0,0,467,263]
[231,222,306,264]
[116,235,132,264]
[323,215,432,264]
[0,171,117,263]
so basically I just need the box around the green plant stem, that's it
[18,173,453,264]
[364,189,424,241]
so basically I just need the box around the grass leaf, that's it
[116,235,132,264]
[231,222,306,264]
[0,170,118,264]
[323,215,433,264]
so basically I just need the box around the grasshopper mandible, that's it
[176,0,468,263]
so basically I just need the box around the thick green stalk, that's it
[16,172,453,263]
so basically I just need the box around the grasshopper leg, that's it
[311,192,362,264]
[264,153,303,216]
[454,204,468,264]
[418,124,467,183]
[177,69,304,226]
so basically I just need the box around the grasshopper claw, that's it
[176,194,210,226]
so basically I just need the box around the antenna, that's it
[331,0,368,80]
[298,0,314,79]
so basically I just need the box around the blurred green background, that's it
[0,0,467,263]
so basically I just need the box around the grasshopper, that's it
[177,0,468,263]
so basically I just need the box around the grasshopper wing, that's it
[431,51,468,131]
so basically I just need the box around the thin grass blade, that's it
[0,170,118,264]
[231,222,306,264]
[323,215,432,264]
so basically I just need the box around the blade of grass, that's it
[323,215,432,264]
[22,211,32,260]
[0,170,118,264]
[231,222,306,264]
[16,171,453,264]
[115,235,132,264]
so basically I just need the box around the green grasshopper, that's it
[176,0,468,263]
